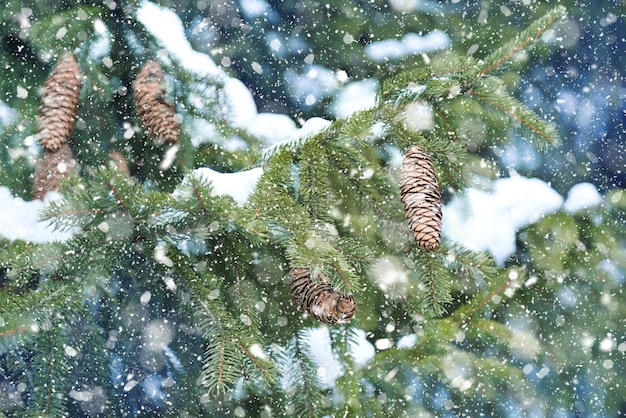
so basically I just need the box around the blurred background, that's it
[1,0,624,416]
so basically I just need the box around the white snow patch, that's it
[397,333,417,349]
[142,319,174,351]
[370,256,408,295]
[401,101,434,131]
[123,380,138,392]
[245,112,298,145]
[261,117,332,160]
[0,101,18,126]
[184,166,264,206]
[239,0,270,18]
[69,389,93,402]
[0,187,74,243]
[563,182,602,213]
[330,78,378,119]
[284,65,339,107]
[444,175,564,265]
[137,1,298,146]
[364,30,450,62]
[137,2,222,78]
[305,327,375,387]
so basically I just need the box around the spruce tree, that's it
[1,2,623,417]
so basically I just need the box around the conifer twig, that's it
[473,6,567,80]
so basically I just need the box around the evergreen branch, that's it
[259,124,333,162]
[473,6,566,80]
[458,272,517,320]
[467,77,558,147]
[287,231,361,293]
[412,250,452,317]
[275,331,325,417]
[40,168,145,232]
[6,229,117,289]
[25,330,70,416]
[297,138,332,222]
[337,237,373,275]
[246,150,296,222]
[40,195,104,233]
[433,106,461,142]
[234,340,275,384]
[171,251,275,393]
[442,241,498,283]
[379,53,477,102]
[325,140,396,216]
[230,277,263,341]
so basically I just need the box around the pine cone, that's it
[109,151,130,176]
[133,61,180,146]
[37,52,83,152]
[33,143,77,200]
[399,145,443,250]
[290,267,356,325]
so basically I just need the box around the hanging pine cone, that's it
[33,143,77,200]
[399,145,443,250]
[37,52,83,152]
[290,267,356,325]
[133,61,180,146]
[109,151,130,176]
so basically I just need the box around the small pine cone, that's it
[290,268,356,325]
[33,143,77,199]
[37,52,83,152]
[109,151,130,176]
[133,61,180,146]
[399,145,442,250]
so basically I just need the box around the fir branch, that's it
[467,76,558,147]
[274,331,325,417]
[259,123,335,162]
[378,53,478,103]
[40,168,145,232]
[246,150,296,222]
[338,109,377,143]
[172,251,275,394]
[202,329,246,395]
[0,281,87,354]
[39,191,105,233]
[472,6,567,80]
[337,237,373,275]
[287,230,361,294]
[6,229,117,289]
[442,241,498,284]
[297,138,332,222]
[325,140,396,216]
[26,330,70,416]
[229,277,263,341]
[412,250,452,317]
[233,340,275,384]
[457,271,518,320]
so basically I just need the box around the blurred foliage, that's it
[0,0,624,417]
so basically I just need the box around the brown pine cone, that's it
[399,145,443,250]
[109,151,130,176]
[133,61,180,146]
[37,52,83,152]
[33,143,77,200]
[290,267,356,325]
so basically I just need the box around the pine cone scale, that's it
[133,61,180,146]
[37,52,82,152]
[289,268,356,325]
[400,145,443,250]
[33,143,77,199]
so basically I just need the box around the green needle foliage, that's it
[3,3,620,417]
